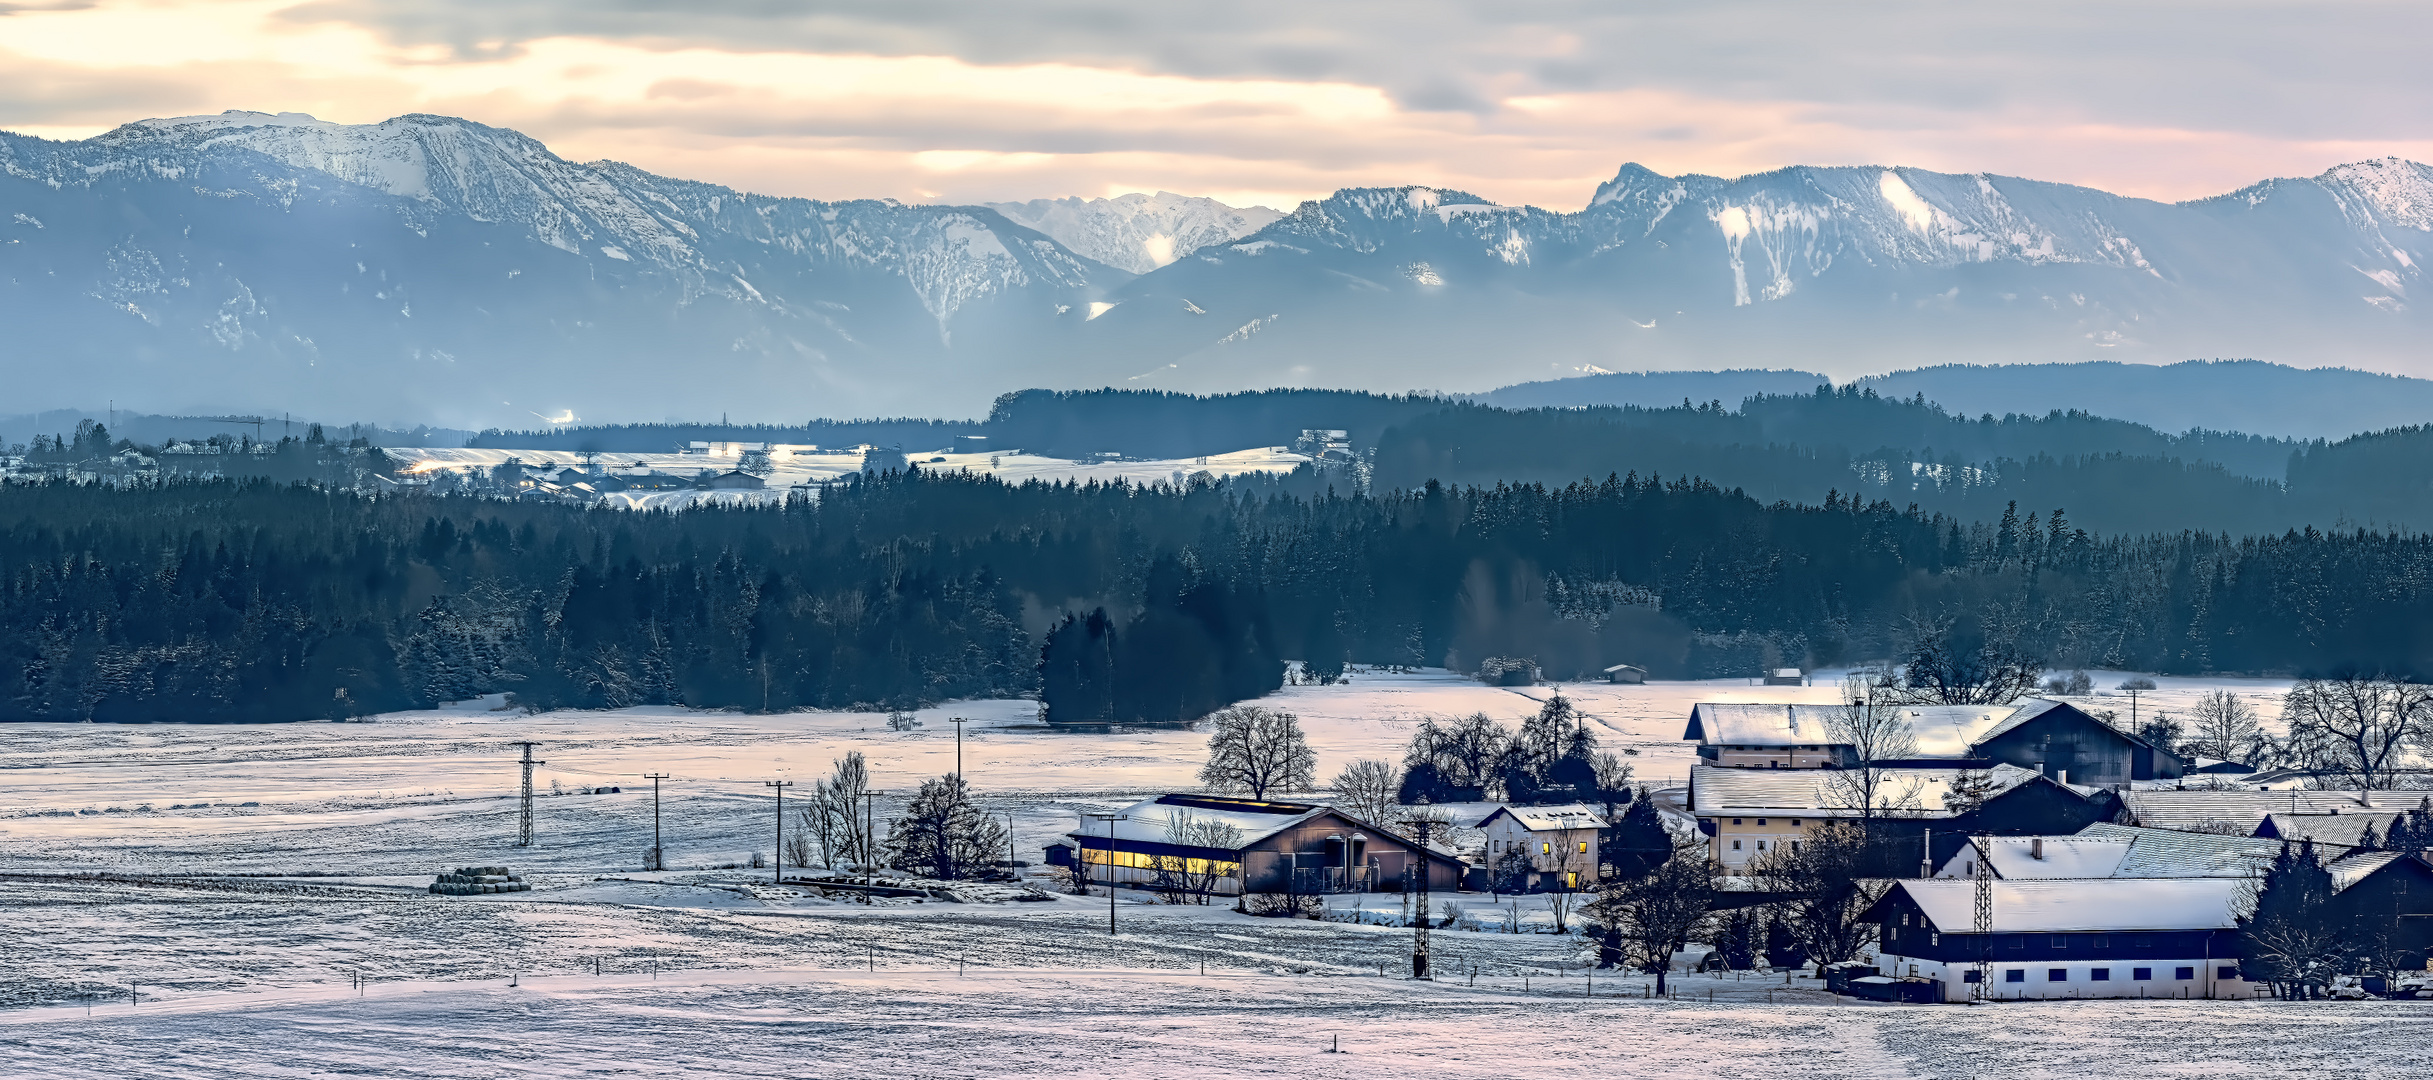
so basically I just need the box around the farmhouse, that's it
[1682,698,2182,788]
[1065,794,1464,896]
[1475,804,1605,890]
[1865,878,2257,1000]
[2119,789,2396,835]
[1688,763,2114,873]
[2327,851,2433,967]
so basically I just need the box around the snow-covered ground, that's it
[383,445,1313,509]
[0,669,2344,1075]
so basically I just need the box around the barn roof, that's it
[1689,763,2043,817]
[2074,823,2283,877]
[1682,703,2012,755]
[1973,837,2133,879]
[2327,851,2412,893]
[2120,789,2392,833]
[1880,878,2246,933]
[1072,794,1460,860]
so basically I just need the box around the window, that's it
[1732,840,1743,850]
[1732,818,1743,825]
[1790,840,1801,852]
[1578,841,1589,854]
[1791,819,1802,826]
[2048,969,2068,982]
[2005,970,2025,983]
[2049,935,2068,949]
[1962,970,1982,984]
[2174,967,2195,980]
[1541,842,1550,855]
[1757,818,1769,826]
[2090,968,2110,981]
[1931,932,1940,946]
[2218,966,2239,980]
[2132,968,2152,981]
[1756,841,1767,851]
[2009,936,2026,949]
[1901,913,1911,927]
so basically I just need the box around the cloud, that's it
[0,1,2427,209]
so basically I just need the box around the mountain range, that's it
[3,110,2429,428]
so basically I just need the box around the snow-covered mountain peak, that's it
[984,191,1278,274]
[2316,157,2433,232]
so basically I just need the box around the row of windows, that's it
[1490,840,1591,855]
[1730,839,1801,852]
[1958,966,2232,983]
[1726,817,1805,827]
[1079,849,1240,876]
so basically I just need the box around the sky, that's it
[1,1,2428,212]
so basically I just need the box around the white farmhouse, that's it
[1474,803,1605,890]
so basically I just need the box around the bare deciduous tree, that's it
[1586,831,1714,994]
[1822,681,1924,819]
[2187,690,2268,763]
[1197,706,1316,799]
[1745,819,1892,976]
[1331,758,1403,824]
[2281,676,2433,791]
[1878,615,2043,706]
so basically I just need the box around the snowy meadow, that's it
[7,669,2421,1078]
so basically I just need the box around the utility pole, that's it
[1397,816,1438,978]
[949,717,967,779]
[765,780,794,884]
[1084,812,1128,936]
[1972,834,1994,1001]
[513,742,545,847]
[856,790,887,894]
[643,773,671,871]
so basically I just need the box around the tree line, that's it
[8,465,2433,723]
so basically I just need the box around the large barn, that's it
[1865,878,2257,1001]
[1682,697,2183,787]
[1063,794,1466,896]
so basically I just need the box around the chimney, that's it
[2031,838,2045,860]
[2056,769,2068,786]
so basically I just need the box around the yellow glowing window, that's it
[1077,848,1239,876]
[1577,841,1589,854]
[1540,842,1550,855]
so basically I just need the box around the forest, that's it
[5,464,2433,723]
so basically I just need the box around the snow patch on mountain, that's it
[985,192,1280,274]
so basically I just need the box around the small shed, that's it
[1602,663,1648,685]
[1763,668,1805,686]
[701,470,767,489]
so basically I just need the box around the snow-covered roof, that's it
[1887,878,2246,933]
[2327,851,2410,893]
[2120,789,2392,833]
[1475,803,1606,832]
[2255,811,2400,850]
[1689,763,2041,817]
[1973,837,2132,879]
[2074,823,2282,878]
[1683,702,2012,755]
[1070,794,1458,859]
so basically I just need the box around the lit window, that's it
[1541,842,1550,855]
[1578,841,1589,854]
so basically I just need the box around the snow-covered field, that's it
[384,444,1312,510]
[0,669,2351,1076]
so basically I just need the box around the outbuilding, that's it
[1067,794,1465,897]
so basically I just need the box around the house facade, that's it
[1475,804,1605,890]
[1682,698,2181,789]
[1068,794,1465,896]
[1691,763,2114,874]
[1865,879,2256,1000]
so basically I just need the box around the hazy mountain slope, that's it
[985,193,1281,274]
[1479,369,1832,410]
[5,108,2429,427]
[1856,361,2433,441]
[0,111,1125,426]
[1076,162,2431,398]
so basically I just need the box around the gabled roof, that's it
[1683,702,2011,754]
[1965,698,2170,755]
[2074,823,2283,878]
[1476,804,1606,832]
[1070,794,1460,861]
[1689,763,2044,818]
[1971,837,2133,880]
[2255,811,2399,850]
[1876,878,2246,933]
[2327,851,2413,893]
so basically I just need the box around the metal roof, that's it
[1887,878,2247,933]
[2120,789,2394,833]
[2255,811,2401,849]
[2074,823,2283,878]
[1682,703,2012,756]
[1068,794,1458,859]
